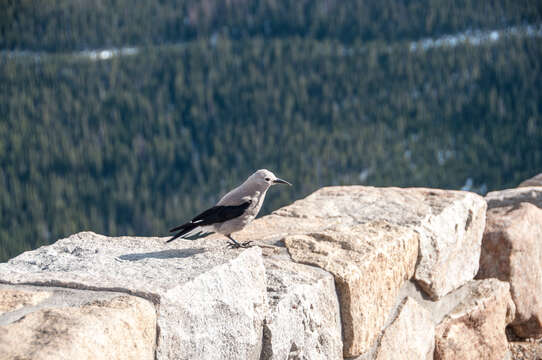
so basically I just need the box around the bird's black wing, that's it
[191,201,252,226]
[167,201,251,242]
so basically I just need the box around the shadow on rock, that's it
[118,248,205,261]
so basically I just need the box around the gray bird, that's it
[168,169,292,248]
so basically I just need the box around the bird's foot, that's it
[226,240,253,249]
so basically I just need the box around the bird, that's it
[167,169,292,248]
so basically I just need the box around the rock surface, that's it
[518,173,542,187]
[509,339,542,360]
[478,203,542,338]
[374,297,434,360]
[352,277,515,360]
[485,187,542,209]
[0,185,496,359]
[285,222,419,357]
[0,287,51,315]
[434,279,514,360]
[409,189,486,299]
[261,255,342,360]
[240,186,485,357]
[267,186,486,300]
[0,284,156,360]
[0,232,267,360]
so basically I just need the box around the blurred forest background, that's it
[1,0,541,261]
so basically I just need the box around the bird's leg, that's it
[226,235,241,248]
[226,235,252,249]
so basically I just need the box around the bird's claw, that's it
[226,241,238,248]
[226,240,253,249]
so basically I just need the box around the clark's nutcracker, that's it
[168,169,291,248]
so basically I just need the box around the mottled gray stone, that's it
[285,222,419,357]
[261,254,342,360]
[434,279,515,360]
[0,232,267,360]
[375,297,434,360]
[485,187,542,209]
[478,203,542,338]
[265,186,486,300]
[518,173,542,187]
[0,284,156,360]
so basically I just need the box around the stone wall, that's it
[1,175,541,359]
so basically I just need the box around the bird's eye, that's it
[265,177,271,181]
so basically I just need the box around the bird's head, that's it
[250,169,292,188]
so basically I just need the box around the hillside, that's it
[2,0,540,51]
[1,2,541,261]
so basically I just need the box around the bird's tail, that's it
[167,223,198,243]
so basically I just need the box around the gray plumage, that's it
[168,169,291,248]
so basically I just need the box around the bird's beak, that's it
[273,178,292,186]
